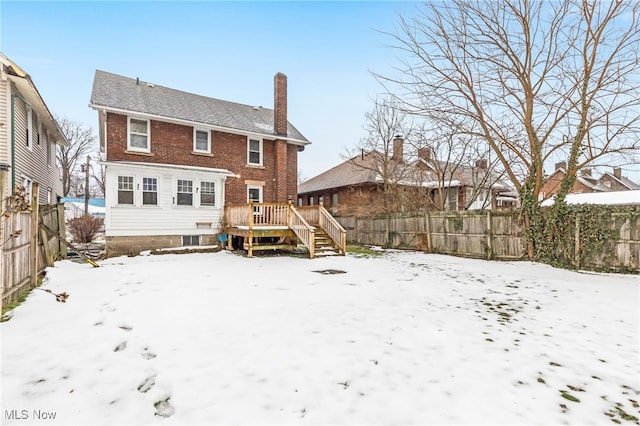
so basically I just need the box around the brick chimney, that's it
[475,158,488,169]
[418,147,432,161]
[274,72,287,136]
[392,135,404,162]
[613,167,622,179]
[555,161,567,171]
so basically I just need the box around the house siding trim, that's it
[90,104,310,146]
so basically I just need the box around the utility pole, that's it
[84,155,90,215]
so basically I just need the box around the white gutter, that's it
[88,103,311,146]
[100,160,237,177]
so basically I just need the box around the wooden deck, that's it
[222,202,346,258]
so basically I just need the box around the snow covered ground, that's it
[1,250,638,425]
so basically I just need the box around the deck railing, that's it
[319,205,347,255]
[223,202,345,257]
[224,202,291,228]
[297,205,320,225]
[289,207,315,258]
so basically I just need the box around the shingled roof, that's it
[601,172,640,190]
[298,152,382,193]
[89,70,309,144]
[298,151,510,194]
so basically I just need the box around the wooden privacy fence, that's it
[337,209,639,272]
[1,180,66,308]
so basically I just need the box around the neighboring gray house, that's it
[0,52,67,204]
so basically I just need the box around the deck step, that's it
[313,229,340,254]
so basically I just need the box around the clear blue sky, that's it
[1,0,415,180]
[3,1,638,183]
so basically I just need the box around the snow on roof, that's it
[540,190,640,207]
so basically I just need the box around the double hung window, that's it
[200,181,215,206]
[142,177,158,205]
[248,137,262,166]
[128,117,150,152]
[194,129,210,153]
[177,179,193,206]
[117,176,134,204]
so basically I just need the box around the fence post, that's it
[0,165,7,212]
[574,213,580,269]
[0,165,7,293]
[425,212,432,252]
[30,182,39,288]
[486,210,493,260]
[57,202,67,259]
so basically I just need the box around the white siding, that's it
[105,163,226,237]
[0,78,9,199]
[9,83,63,202]
[0,78,8,164]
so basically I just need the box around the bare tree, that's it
[377,0,640,256]
[410,120,503,211]
[344,98,415,213]
[56,118,97,197]
[92,151,106,197]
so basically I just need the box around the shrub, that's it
[67,215,103,243]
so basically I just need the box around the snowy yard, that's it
[1,250,638,425]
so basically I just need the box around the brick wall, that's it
[106,112,298,203]
[540,170,595,199]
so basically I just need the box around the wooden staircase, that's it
[312,227,342,256]
[223,202,346,258]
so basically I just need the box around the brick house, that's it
[298,136,515,216]
[0,52,67,204]
[539,162,639,202]
[90,71,309,255]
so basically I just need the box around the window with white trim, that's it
[177,179,193,205]
[194,129,210,153]
[446,188,458,211]
[128,117,150,152]
[200,181,215,206]
[117,176,134,205]
[37,116,42,145]
[45,131,51,165]
[247,137,262,166]
[247,185,262,203]
[142,177,158,205]
[22,176,33,200]
[26,107,33,149]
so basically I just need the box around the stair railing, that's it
[289,205,315,258]
[318,204,347,255]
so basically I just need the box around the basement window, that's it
[182,235,200,246]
